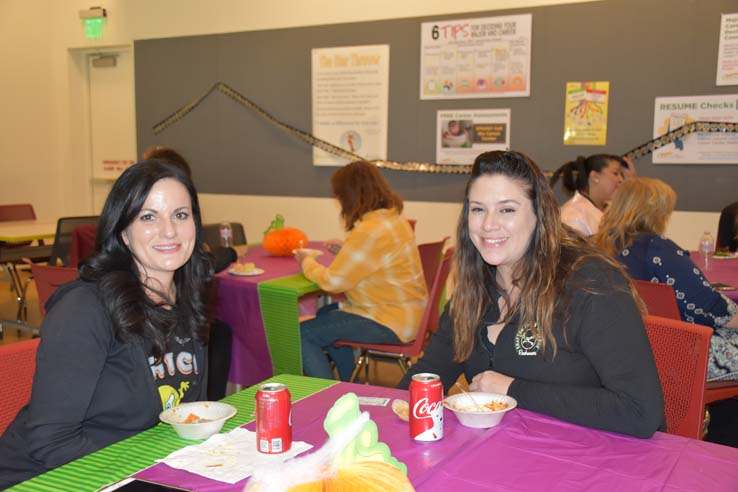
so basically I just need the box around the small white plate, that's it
[228,267,264,276]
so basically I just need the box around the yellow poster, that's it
[563,81,609,145]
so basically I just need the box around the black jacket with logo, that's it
[0,280,208,489]
[399,259,665,438]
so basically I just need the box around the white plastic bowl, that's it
[159,401,237,440]
[443,392,517,429]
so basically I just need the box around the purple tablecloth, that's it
[692,251,738,302]
[215,243,333,387]
[137,382,738,491]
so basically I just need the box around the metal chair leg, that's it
[397,358,409,375]
[349,352,368,383]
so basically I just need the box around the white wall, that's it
[8,0,718,251]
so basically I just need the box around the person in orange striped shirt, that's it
[295,161,428,381]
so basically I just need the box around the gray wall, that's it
[136,0,738,210]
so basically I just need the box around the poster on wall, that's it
[652,95,738,164]
[717,13,738,86]
[420,14,532,100]
[311,44,389,166]
[563,81,610,146]
[436,109,511,165]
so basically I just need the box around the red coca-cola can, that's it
[255,383,292,453]
[409,373,444,441]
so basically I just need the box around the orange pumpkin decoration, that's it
[263,227,308,256]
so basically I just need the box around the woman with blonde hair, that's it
[594,177,738,381]
[399,151,663,438]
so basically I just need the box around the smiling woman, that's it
[399,150,665,438]
[0,161,214,489]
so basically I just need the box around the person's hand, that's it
[294,249,311,268]
[324,239,343,255]
[468,370,514,395]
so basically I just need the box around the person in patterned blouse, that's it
[594,177,738,381]
[295,161,428,381]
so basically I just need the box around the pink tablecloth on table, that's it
[215,243,333,387]
[692,251,738,302]
[137,383,738,492]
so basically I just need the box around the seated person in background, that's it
[142,145,234,399]
[594,177,738,381]
[295,161,428,382]
[0,161,213,488]
[549,154,627,236]
[716,200,738,253]
[398,150,664,438]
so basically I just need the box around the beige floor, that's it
[0,270,464,392]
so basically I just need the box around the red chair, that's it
[335,247,454,384]
[0,203,36,222]
[643,315,710,439]
[633,280,681,319]
[0,203,38,248]
[30,264,78,316]
[69,224,98,267]
[634,280,738,405]
[0,338,40,434]
[418,237,449,291]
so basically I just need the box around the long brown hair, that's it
[593,177,676,256]
[331,161,403,231]
[451,151,637,362]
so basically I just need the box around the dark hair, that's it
[331,161,403,231]
[451,150,636,362]
[550,154,626,194]
[142,146,192,177]
[79,160,213,358]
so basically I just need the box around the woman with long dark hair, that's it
[399,150,663,438]
[295,160,427,381]
[550,154,628,236]
[0,160,213,488]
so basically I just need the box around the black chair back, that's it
[202,222,247,248]
[49,216,100,266]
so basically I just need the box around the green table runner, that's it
[258,274,321,376]
[10,375,336,492]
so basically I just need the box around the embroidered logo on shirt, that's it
[515,323,540,356]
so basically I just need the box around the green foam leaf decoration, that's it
[323,393,408,475]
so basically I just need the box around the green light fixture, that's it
[79,7,107,40]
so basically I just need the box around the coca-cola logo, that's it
[412,397,442,419]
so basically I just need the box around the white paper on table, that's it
[159,428,313,484]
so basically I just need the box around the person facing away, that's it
[549,154,628,237]
[0,161,214,489]
[295,160,428,382]
[716,200,738,253]
[593,177,738,381]
[398,150,664,438]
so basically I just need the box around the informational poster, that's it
[436,109,511,165]
[420,14,532,100]
[653,95,738,164]
[563,81,610,146]
[717,13,738,86]
[311,44,389,166]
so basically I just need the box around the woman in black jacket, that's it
[0,161,213,488]
[399,150,664,438]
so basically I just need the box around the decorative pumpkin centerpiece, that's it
[246,393,414,492]
[262,214,309,257]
